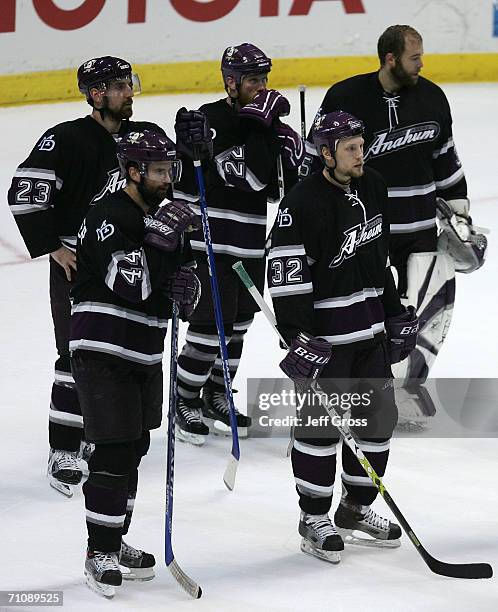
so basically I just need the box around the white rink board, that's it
[1,0,498,74]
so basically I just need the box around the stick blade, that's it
[168,558,202,598]
[223,454,239,491]
[427,556,492,579]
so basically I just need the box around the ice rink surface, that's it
[1,84,498,611]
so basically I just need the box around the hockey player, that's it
[300,26,486,426]
[172,43,303,443]
[7,56,164,495]
[70,130,200,598]
[269,111,419,563]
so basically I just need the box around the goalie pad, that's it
[392,251,455,384]
[394,382,437,429]
[436,198,487,273]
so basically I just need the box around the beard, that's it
[105,99,133,121]
[391,60,419,89]
[138,181,167,209]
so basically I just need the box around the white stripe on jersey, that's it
[269,282,313,297]
[390,218,436,233]
[320,321,385,345]
[314,288,384,309]
[72,301,168,328]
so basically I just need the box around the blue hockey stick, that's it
[165,301,202,598]
[193,158,240,491]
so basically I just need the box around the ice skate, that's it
[176,397,209,446]
[334,493,401,548]
[202,387,251,438]
[119,539,155,581]
[85,550,122,599]
[298,512,344,564]
[47,449,82,497]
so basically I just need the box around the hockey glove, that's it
[175,107,213,160]
[164,267,201,320]
[239,89,290,128]
[279,332,332,390]
[144,200,200,252]
[436,197,487,273]
[276,122,305,169]
[385,305,419,364]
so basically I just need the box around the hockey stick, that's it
[299,85,307,141]
[193,157,240,491]
[165,301,202,598]
[232,260,493,580]
[264,154,285,255]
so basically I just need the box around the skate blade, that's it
[176,429,206,446]
[121,566,155,581]
[49,477,73,498]
[300,538,341,564]
[336,528,401,548]
[84,571,117,598]
[207,418,248,439]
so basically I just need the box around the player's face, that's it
[238,73,269,106]
[335,135,364,179]
[104,78,135,119]
[392,36,424,88]
[142,161,175,205]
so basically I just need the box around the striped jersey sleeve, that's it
[77,213,153,304]
[267,201,315,343]
[7,127,64,257]
[432,97,467,201]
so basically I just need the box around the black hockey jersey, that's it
[268,167,403,346]
[174,98,297,260]
[70,191,190,366]
[302,73,467,235]
[8,116,163,258]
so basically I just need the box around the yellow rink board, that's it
[1,53,498,107]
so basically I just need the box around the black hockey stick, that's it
[299,84,307,141]
[233,260,492,580]
[165,301,202,598]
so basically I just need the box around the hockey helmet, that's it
[312,111,364,158]
[117,130,182,183]
[221,43,272,87]
[77,56,140,104]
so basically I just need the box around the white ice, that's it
[1,85,498,611]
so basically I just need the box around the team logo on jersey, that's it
[364,122,440,161]
[91,168,126,204]
[96,220,114,242]
[38,134,56,152]
[277,208,293,228]
[330,214,383,268]
[78,219,87,242]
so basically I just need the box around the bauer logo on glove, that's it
[385,306,419,364]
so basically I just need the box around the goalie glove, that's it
[436,197,487,273]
